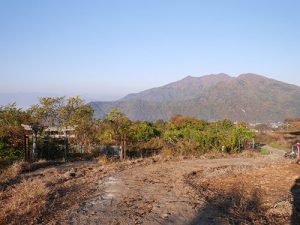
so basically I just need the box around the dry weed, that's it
[160,147,174,158]
[97,155,110,165]
[186,164,293,224]
[0,161,27,187]
[0,178,49,224]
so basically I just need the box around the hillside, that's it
[90,73,300,122]
[121,73,232,102]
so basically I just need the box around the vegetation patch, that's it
[1,97,256,162]
[260,147,271,155]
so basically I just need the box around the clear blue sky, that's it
[1,0,300,102]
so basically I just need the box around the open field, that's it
[0,146,299,225]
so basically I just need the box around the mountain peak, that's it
[182,73,230,80]
[91,73,300,122]
[122,73,233,102]
[238,73,267,79]
[181,75,195,80]
[214,73,230,77]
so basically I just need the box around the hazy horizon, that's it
[0,72,299,108]
[1,1,300,106]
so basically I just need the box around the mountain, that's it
[90,73,300,122]
[122,73,232,102]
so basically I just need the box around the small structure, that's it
[21,124,43,161]
[21,124,75,161]
[44,126,75,138]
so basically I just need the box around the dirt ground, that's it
[2,146,299,225]
[43,146,299,225]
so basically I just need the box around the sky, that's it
[0,0,300,105]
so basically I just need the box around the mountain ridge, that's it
[122,73,233,102]
[90,73,300,122]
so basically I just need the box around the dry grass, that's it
[195,149,261,160]
[97,155,111,165]
[0,162,73,224]
[0,160,65,191]
[0,158,135,225]
[186,164,299,224]
[0,161,52,225]
[160,147,174,158]
[0,179,49,225]
[205,184,269,224]
[0,161,27,189]
[157,147,262,162]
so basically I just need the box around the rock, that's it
[161,213,170,219]
[191,171,197,176]
[69,172,76,177]
[69,168,77,177]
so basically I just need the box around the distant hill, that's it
[90,73,300,122]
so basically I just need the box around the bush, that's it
[161,117,255,156]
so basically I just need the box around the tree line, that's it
[0,96,255,160]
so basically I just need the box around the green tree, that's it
[104,108,131,144]
[130,121,160,143]
[29,96,96,153]
[0,103,31,159]
[29,97,65,127]
[63,97,95,150]
[60,96,94,126]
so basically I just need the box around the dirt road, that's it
[61,146,298,225]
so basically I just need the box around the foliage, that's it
[60,96,94,126]
[1,97,95,159]
[29,97,65,127]
[29,96,94,127]
[260,147,270,155]
[162,116,255,155]
[102,108,131,144]
[1,99,256,160]
[0,104,31,159]
[29,96,95,151]
[129,121,160,143]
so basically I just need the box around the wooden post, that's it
[24,135,27,161]
[120,134,127,160]
[32,131,37,160]
[120,136,124,160]
[123,134,126,160]
[64,130,68,160]
[45,135,49,160]
[24,135,29,162]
